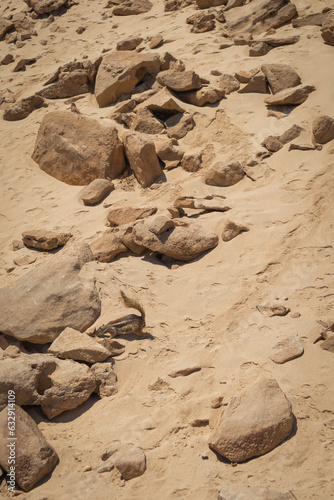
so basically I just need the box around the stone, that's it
[149,34,163,49]
[270,333,304,364]
[95,51,160,107]
[209,376,294,462]
[292,12,325,28]
[13,254,37,266]
[136,87,185,115]
[261,63,301,95]
[48,327,111,363]
[169,365,202,377]
[96,460,115,473]
[22,230,72,250]
[13,57,36,72]
[116,36,143,51]
[218,484,296,500]
[157,70,202,92]
[264,85,315,106]
[121,226,147,255]
[238,74,268,93]
[0,405,58,491]
[0,256,100,344]
[115,447,146,479]
[225,0,243,11]
[262,125,303,152]
[235,68,259,83]
[3,95,44,121]
[181,153,202,172]
[219,74,240,94]
[174,195,230,212]
[321,336,334,353]
[159,52,185,72]
[80,179,114,205]
[222,220,249,241]
[196,0,226,8]
[113,0,152,15]
[166,113,195,139]
[23,0,68,14]
[321,10,334,47]
[211,396,224,409]
[32,111,125,186]
[96,338,126,357]
[0,18,14,41]
[288,142,318,151]
[131,108,165,134]
[133,219,219,261]
[257,304,290,317]
[89,230,128,262]
[149,215,175,235]
[123,132,162,187]
[312,115,334,144]
[262,136,283,152]
[155,138,184,169]
[186,12,215,25]
[249,42,270,56]
[43,58,100,87]
[204,161,244,186]
[0,53,14,65]
[255,35,300,47]
[191,20,216,33]
[107,206,157,226]
[91,361,118,397]
[37,71,89,99]
[179,86,224,106]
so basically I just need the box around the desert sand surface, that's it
[0,0,334,499]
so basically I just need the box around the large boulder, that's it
[209,377,294,462]
[0,256,101,344]
[261,63,301,94]
[123,132,162,187]
[32,111,125,186]
[23,0,68,14]
[113,0,152,15]
[95,51,160,107]
[264,84,315,106]
[312,115,334,144]
[0,405,58,491]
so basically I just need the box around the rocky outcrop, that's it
[3,95,44,121]
[123,132,162,187]
[261,63,301,94]
[22,230,72,250]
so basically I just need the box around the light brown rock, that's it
[255,35,300,47]
[38,71,89,99]
[219,74,240,94]
[155,138,184,168]
[225,0,243,11]
[262,125,303,152]
[321,336,334,353]
[131,107,165,134]
[168,365,201,377]
[136,87,185,115]
[22,230,72,250]
[79,179,114,205]
[312,115,334,144]
[181,152,202,172]
[270,333,304,364]
[257,304,290,317]
[13,254,37,266]
[321,10,334,47]
[13,57,36,72]
[261,63,301,95]
[238,74,268,93]
[218,484,296,500]
[249,42,270,56]
[159,52,185,72]
[91,361,118,398]
[209,376,294,462]
[48,327,111,363]
[166,113,195,139]
[292,12,325,28]
[123,132,162,187]
[149,215,175,235]
[186,12,215,25]
[23,0,68,14]
[89,230,128,262]
[115,447,146,479]
[191,19,216,33]
[3,95,44,121]
[234,68,259,83]
[222,220,249,241]
[149,34,163,49]
[107,206,157,226]
[0,17,14,40]
[113,0,152,15]
[264,85,316,106]
[0,53,14,65]
[121,226,147,255]
[204,161,244,186]
[0,405,58,491]
[179,86,224,106]
[157,70,202,92]
[174,195,230,212]
[117,36,143,51]
[196,0,226,8]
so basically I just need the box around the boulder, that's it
[48,327,111,363]
[0,17,14,40]
[3,95,44,121]
[32,111,125,186]
[23,0,68,14]
[89,230,128,262]
[0,405,58,491]
[115,447,147,480]
[261,63,301,95]
[204,161,245,186]
[222,220,249,241]
[218,484,296,500]
[37,70,89,99]
[22,230,72,250]
[136,87,185,115]
[157,70,202,92]
[219,74,240,94]
[312,115,334,144]
[131,108,165,134]
[116,36,143,50]
[95,51,160,107]
[264,84,315,106]
[166,113,195,139]
[249,42,270,56]
[321,10,334,46]
[113,0,153,15]
[179,86,224,106]
[238,74,268,93]
[91,361,118,398]
[123,132,162,187]
[107,206,157,226]
[270,333,304,364]
[79,179,114,205]
[209,376,294,462]
[0,256,100,344]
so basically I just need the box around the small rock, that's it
[166,113,195,140]
[79,179,114,206]
[91,361,118,397]
[149,34,163,49]
[89,230,128,263]
[121,225,147,255]
[107,206,157,226]
[76,26,86,34]
[3,95,44,121]
[12,239,24,251]
[115,447,147,480]
[96,460,115,473]
[264,85,316,106]
[179,86,224,107]
[157,70,202,92]
[238,74,268,94]
[22,230,72,251]
[249,42,270,56]
[312,115,334,144]
[321,336,334,353]
[191,20,216,33]
[211,396,224,409]
[83,465,92,472]
[257,304,290,317]
[219,74,240,94]
[291,312,301,318]
[181,153,202,172]
[190,418,209,427]
[149,215,175,235]
[13,254,37,266]
[48,327,111,363]
[168,366,201,377]
[155,138,184,169]
[0,53,14,65]
[113,0,153,16]
[12,57,36,72]
[117,36,143,51]
[123,131,162,187]
[204,161,244,187]
[234,68,259,83]
[270,333,304,364]
[222,220,249,241]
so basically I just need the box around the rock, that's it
[262,136,283,152]
[22,230,72,250]
[159,52,185,72]
[96,460,115,473]
[219,74,240,94]
[204,161,244,186]
[13,254,37,266]
[196,0,226,8]
[32,111,125,186]
[23,0,68,14]
[0,405,58,491]
[116,36,143,50]
[43,58,100,87]
[149,34,163,49]
[3,95,44,121]
[131,107,165,134]
[264,85,315,106]
[321,336,334,353]
[179,86,224,106]
[235,68,259,83]
[211,396,224,409]
[169,365,202,377]
[113,0,152,15]
[48,327,111,363]
[91,361,118,397]
[96,338,126,357]
[149,215,175,235]
[209,376,294,462]
[95,51,160,107]
[225,0,243,11]
[0,53,14,65]
[218,484,296,500]
[157,70,202,92]
[249,42,270,56]
[186,12,215,25]
[191,19,216,33]
[262,124,303,152]
[107,206,157,226]
[80,179,114,205]
[123,132,162,187]
[174,195,230,212]
[261,63,301,95]
[238,74,268,93]
[0,18,14,41]
[155,138,184,169]
[166,113,195,139]
[115,447,146,480]
[312,115,334,144]
[133,219,219,261]
[37,71,89,99]
[255,35,300,47]
[121,226,147,255]
[292,12,325,28]
[288,142,318,151]
[257,304,290,317]
[136,87,185,115]
[270,333,304,364]
[321,10,334,47]
[12,57,36,72]
[181,152,202,172]
[222,220,249,241]
[0,256,100,343]
[89,230,128,262]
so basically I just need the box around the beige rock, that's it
[255,35,300,47]
[233,33,253,45]
[149,34,163,49]
[89,230,128,262]
[257,304,290,317]
[249,42,270,57]
[159,51,185,72]
[186,12,215,25]
[80,179,114,205]
[115,447,147,479]
[149,215,175,234]
[293,12,325,28]
[22,230,72,250]
[113,0,152,15]
[166,113,195,139]
[32,111,125,186]
[312,115,334,144]
[131,107,165,134]
[0,18,14,41]
[225,0,243,11]
[219,74,240,94]
[23,0,68,14]
[270,333,304,364]
[262,125,303,152]
[235,68,259,83]
[181,152,202,172]
[136,87,185,115]
[222,220,249,241]
[13,57,36,72]
[13,254,37,266]
[204,161,244,186]
[157,70,202,92]
[262,136,283,152]
[191,19,216,33]
[123,132,162,187]
[48,327,111,363]
[264,85,316,106]
[238,74,268,93]
[0,405,58,491]
[107,206,157,227]
[211,396,224,409]
[209,376,294,462]
[96,460,115,473]
[261,63,301,95]
[155,138,184,169]
[218,484,296,500]
[116,36,143,50]
[91,361,118,397]
[174,195,230,212]
[321,9,334,47]
[196,0,226,8]
[37,70,89,99]
[121,225,147,254]
[179,86,224,107]
[168,365,201,377]
[3,95,44,121]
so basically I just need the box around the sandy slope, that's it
[0,0,334,498]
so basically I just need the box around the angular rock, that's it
[113,0,152,15]
[159,52,185,72]
[155,138,184,169]
[117,36,143,51]
[292,12,325,28]
[108,206,157,226]
[321,10,334,47]
[191,19,216,33]
[222,220,249,241]
[264,85,315,106]
[312,115,334,144]
[22,230,72,250]
[238,74,268,93]
[249,42,270,57]
[181,152,202,172]
[149,215,175,235]
[0,405,58,491]
[262,136,283,153]
[149,34,163,49]
[225,0,243,11]
[270,333,304,364]
[204,161,244,186]
[262,124,303,152]
[115,447,146,480]
[261,63,301,95]
[136,87,185,115]
[80,179,114,205]
[23,0,68,14]
[38,71,89,99]
[186,12,215,25]
[3,95,44,121]
[131,107,165,134]
[219,74,240,94]
[89,230,128,262]
[48,327,111,363]
[32,111,125,185]
[235,68,259,83]
[218,484,296,500]
[321,336,334,353]
[157,70,202,92]
[196,0,226,8]
[0,18,14,41]
[209,376,294,462]
[255,35,300,47]
[179,86,224,106]
[174,195,230,212]
[169,365,201,377]
[13,57,36,72]
[166,113,195,139]
[0,53,14,65]
[95,51,160,107]
[0,256,100,343]
[91,361,118,398]
[123,132,162,187]
[257,304,290,317]
[121,226,147,255]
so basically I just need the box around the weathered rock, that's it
[155,138,184,168]
[166,113,195,139]
[233,33,253,45]
[23,0,68,14]
[13,254,37,267]
[219,74,240,94]
[262,136,283,152]
[80,179,114,205]
[107,206,157,226]
[149,215,175,235]
[95,51,160,107]
[0,53,14,65]
[174,195,230,212]
[117,36,143,50]
[149,34,163,49]
[312,115,334,144]
[196,0,226,8]
[157,70,202,92]
[218,484,296,500]
[48,327,111,363]
[261,63,301,95]
[96,338,126,357]
[264,85,315,106]
[204,161,244,186]
[159,52,185,72]
[32,111,125,185]
[37,71,89,99]
[43,59,100,87]
[136,87,185,115]
[0,18,14,41]
[257,304,290,317]
[238,74,268,93]
[222,220,249,241]
[225,0,243,11]
[255,35,300,47]
[169,365,201,377]
[22,230,72,250]
[191,19,216,33]
[0,256,100,343]
[209,376,294,462]
[292,12,325,28]
[0,405,58,491]
[321,10,334,47]
[3,95,44,121]
[262,124,303,152]
[123,132,162,187]
[321,336,334,353]
[179,86,224,106]
[89,230,128,262]
[131,107,165,134]
[181,152,202,172]
[121,225,147,255]
[113,0,152,15]
[186,12,215,25]
[270,333,304,364]
[235,68,259,83]
[13,57,36,72]
[249,42,270,56]
[91,361,118,397]
[133,219,219,261]
[115,447,146,479]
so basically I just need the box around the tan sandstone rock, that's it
[312,115,334,144]
[79,179,114,205]
[22,230,72,250]
[157,70,202,92]
[222,220,249,241]
[179,86,224,106]
[270,333,304,364]
[107,206,157,226]
[204,161,245,186]
[3,95,44,121]
[23,0,68,14]
[113,0,152,15]
[91,361,118,398]
[261,63,301,95]
[115,447,147,479]
[89,230,128,262]
[264,85,316,106]
[219,74,240,94]
[48,327,111,363]
[116,36,143,50]
[123,132,162,187]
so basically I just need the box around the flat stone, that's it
[107,206,157,226]
[149,215,175,235]
[264,84,315,106]
[165,113,195,140]
[174,195,230,212]
[270,333,304,364]
[168,365,201,377]
[48,327,111,363]
[13,254,37,266]
[116,36,143,50]
[22,230,72,250]
[136,87,185,115]
[80,179,114,205]
[113,0,152,15]
[157,70,202,92]
[204,161,245,186]
[222,220,249,241]
[238,74,268,93]
[257,304,290,317]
